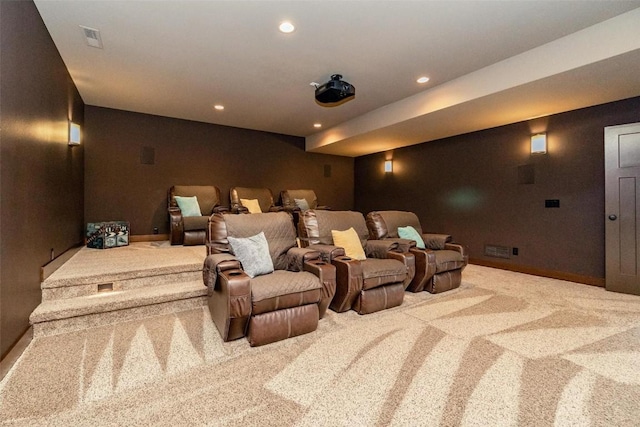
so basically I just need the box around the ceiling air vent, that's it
[80,25,103,49]
[484,244,511,259]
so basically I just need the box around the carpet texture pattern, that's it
[2,265,640,426]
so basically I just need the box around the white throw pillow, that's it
[228,231,274,278]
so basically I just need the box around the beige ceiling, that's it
[34,1,640,157]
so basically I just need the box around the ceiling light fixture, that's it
[313,123,322,128]
[279,21,295,33]
[417,76,430,84]
[214,105,224,111]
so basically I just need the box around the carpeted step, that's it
[41,269,202,301]
[41,242,206,301]
[30,280,208,337]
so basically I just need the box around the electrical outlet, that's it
[153,227,159,234]
[512,247,519,256]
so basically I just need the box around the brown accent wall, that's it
[355,96,640,282]
[84,106,354,235]
[0,1,85,357]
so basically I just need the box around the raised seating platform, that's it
[30,242,208,337]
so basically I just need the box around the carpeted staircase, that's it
[30,242,209,337]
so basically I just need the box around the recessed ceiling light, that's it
[417,76,430,84]
[279,21,295,33]
[214,105,224,111]
[313,123,322,128]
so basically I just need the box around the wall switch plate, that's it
[545,199,560,208]
[512,247,519,256]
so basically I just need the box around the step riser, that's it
[33,296,207,338]
[42,271,202,300]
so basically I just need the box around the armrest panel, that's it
[330,256,363,313]
[445,243,469,268]
[387,251,416,290]
[422,233,452,250]
[365,239,398,259]
[169,207,183,245]
[407,248,436,292]
[286,247,321,271]
[209,269,251,342]
[304,259,337,318]
[308,244,346,263]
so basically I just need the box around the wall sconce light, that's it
[69,122,81,146]
[530,132,547,154]
[384,159,393,173]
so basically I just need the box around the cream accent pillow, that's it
[240,198,262,214]
[331,227,366,260]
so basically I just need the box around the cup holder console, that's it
[228,271,243,276]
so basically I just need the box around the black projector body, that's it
[315,74,355,105]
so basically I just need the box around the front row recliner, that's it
[366,210,468,293]
[298,210,415,315]
[203,212,336,346]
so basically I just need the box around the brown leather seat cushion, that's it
[435,250,465,273]
[251,270,322,315]
[361,258,407,290]
[183,215,208,231]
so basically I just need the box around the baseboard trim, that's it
[130,234,170,242]
[469,258,605,287]
[1,326,33,380]
[40,244,83,282]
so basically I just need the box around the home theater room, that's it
[2,0,640,425]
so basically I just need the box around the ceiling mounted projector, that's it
[314,74,355,106]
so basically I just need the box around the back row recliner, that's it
[169,185,328,245]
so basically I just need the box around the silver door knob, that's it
[608,214,618,221]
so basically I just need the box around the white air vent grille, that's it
[485,244,511,259]
[80,25,103,49]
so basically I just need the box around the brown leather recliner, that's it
[280,189,331,226]
[366,210,468,294]
[298,210,415,315]
[168,185,227,245]
[230,187,283,214]
[203,211,336,346]
[280,189,331,212]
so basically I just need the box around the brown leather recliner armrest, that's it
[445,243,469,268]
[212,268,251,342]
[304,259,337,319]
[380,237,416,253]
[268,206,284,212]
[202,253,240,291]
[387,251,416,290]
[406,248,437,292]
[169,207,184,245]
[213,205,230,214]
[203,253,251,342]
[233,206,250,214]
[307,244,346,263]
[365,239,399,259]
[330,255,363,313]
[286,247,321,271]
[422,233,452,250]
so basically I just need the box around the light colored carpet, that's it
[2,265,640,426]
